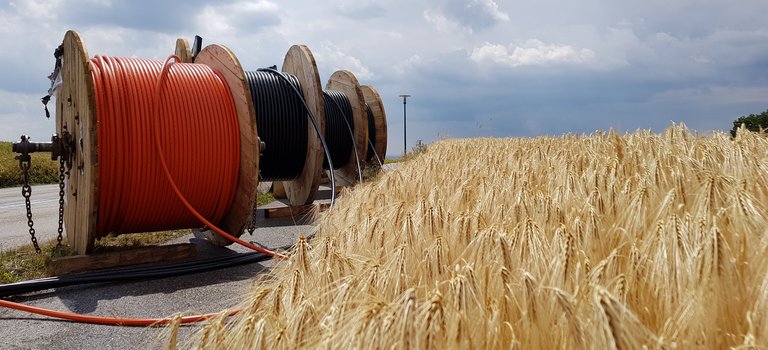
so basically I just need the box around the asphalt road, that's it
[0,184,60,251]
[0,184,320,349]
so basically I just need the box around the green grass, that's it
[0,240,72,284]
[91,229,192,254]
[0,141,59,188]
[384,157,403,164]
[257,192,274,206]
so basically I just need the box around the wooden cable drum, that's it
[324,70,367,186]
[174,38,193,63]
[272,181,287,199]
[192,44,260,246]
[360,85,388,165]
[247,46,325,206]
[56,31,258,254]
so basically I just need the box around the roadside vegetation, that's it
[731,108,768,137]
[0,141,59,188]
[383,139,429,164]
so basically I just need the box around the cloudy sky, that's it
[2,0,767,155]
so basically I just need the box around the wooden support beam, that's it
[47,243,197,275]
[264,203,330,219]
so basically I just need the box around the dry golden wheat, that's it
[170,124,768,349]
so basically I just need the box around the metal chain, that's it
[56,156,66,250]
[247,198,258,235]
[20,160,41,254]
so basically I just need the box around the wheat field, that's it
[171,125,768,349]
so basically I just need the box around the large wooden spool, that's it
[193,44,260,246]
[360,85,388,164]
[56,31,259,254]
[275,45,326,206]
[174,38,193,63]
[326,70,367,186]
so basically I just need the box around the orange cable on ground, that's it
[0,299,240,326]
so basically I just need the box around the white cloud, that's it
[6,0,61,20]
[0,89,54,141]
[196,6,236,37]
[195,1,280,37]
[474,0,509,22]
[423,10,462,33]
[394,54,422,75]
[436,0,509,32]
[335,0,385,19]
[470,39,596,67]
[316,42,374,80]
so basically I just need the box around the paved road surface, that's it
[0,185,321,349]
[0,185,59,251]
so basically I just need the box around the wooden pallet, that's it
[264,203,330,219]
[47,243,197,275]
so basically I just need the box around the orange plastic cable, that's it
[92,55,239,235]
[151,56,288,259]
[0,55,290,327]
[0,299,239,326]
[90,54,286,258]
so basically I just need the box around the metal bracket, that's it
[12,132,75,170]
[258,136,266,156]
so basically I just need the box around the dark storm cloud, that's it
[58,0,213,32]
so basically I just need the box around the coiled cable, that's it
[255,68,337,204]
[92,56,239,237]
[245,70,307,181]
[323,90,363,183]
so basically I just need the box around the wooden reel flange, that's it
[326,70,367,186]
[192,44,260,246]
[57,30,99,255]
[275,45,326,206]
[360,85,388,164]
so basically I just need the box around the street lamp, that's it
[399,94,411,156]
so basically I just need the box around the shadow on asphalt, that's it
[11,238,273,314]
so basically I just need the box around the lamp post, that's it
[399,94,411,156]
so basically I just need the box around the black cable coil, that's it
[366,104,376,162]
[322,90,355,170]
[245,70,308,181]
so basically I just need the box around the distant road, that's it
[0,184,59,250]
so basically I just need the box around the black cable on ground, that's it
[0,247,278,297]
